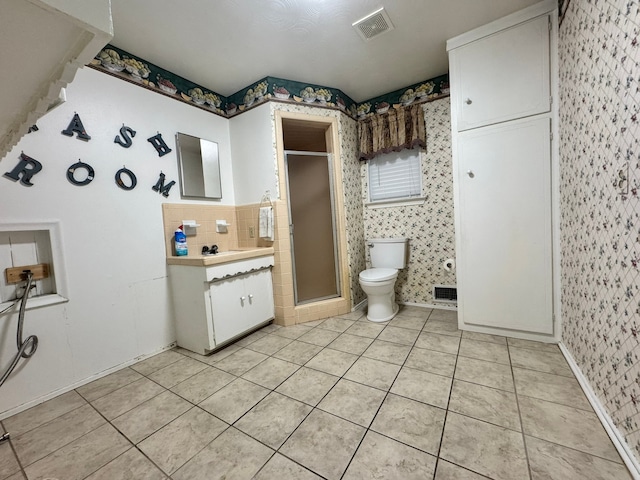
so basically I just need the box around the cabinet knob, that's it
[240,296,246,302]
[248,294,254,299]
[465,98,472,105]
[467,170,475,178]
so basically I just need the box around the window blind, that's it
[368,148,422,202]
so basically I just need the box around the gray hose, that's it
[0,272,37,387]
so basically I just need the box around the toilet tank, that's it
[368,238,408,269]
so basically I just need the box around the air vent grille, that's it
[353,8,394,41]
[433,285,457,304]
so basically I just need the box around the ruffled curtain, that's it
[358,103,426,161]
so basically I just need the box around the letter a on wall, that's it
[4,153,43,187]
[61,113,91,141]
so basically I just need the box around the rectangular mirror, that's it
[175,132,222,199]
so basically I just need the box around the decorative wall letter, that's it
[61,113,91,141]
[147,133,172,157]
[152,172,175,197]
[3,153,43,187]
[67,160,95,186]
[115,167,137,190]
[114,125,137,148]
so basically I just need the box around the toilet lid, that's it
[359,268,398,282]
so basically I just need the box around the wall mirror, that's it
[175,132,222,199]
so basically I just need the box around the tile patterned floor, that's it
[0,307,634,480]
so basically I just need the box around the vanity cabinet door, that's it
[243,269,275,327]
[450,14,551,131]
[209,268,275,345]
[209,275,247,344]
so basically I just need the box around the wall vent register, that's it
[433,285,457,303]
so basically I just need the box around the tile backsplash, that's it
[161,203,274,257]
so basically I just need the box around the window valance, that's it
[358,103,426,161]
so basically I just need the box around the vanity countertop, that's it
[166,247,275,267]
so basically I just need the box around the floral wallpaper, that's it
[340,114,367,306]
[269,103,366,308]
[362,98,456,304]
[559,0,640,459]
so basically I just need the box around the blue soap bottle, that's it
[174,226,188,256]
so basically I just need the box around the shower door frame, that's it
[284,150,341,305]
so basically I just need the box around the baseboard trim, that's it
[399,301,458,311]
[559,342,640,479]
[352,298,367,312]
[0,342,177,420]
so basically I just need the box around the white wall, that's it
[229,103,277,205]
[0,67,233,416]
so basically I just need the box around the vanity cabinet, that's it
[447,0,557,339]
[169,255,275,354]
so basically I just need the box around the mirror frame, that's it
[175,132,222,199]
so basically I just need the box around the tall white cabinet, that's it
[447,0,558,340]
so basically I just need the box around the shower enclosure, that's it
[284,151,340,304]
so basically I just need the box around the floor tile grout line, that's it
[521,430,632,466]
[2,418,29,480]
[508,341,535,480]
[18,401,134,479]
[338,317,436,479]
[432,327,461,479]
[1,396,88,443]
[229,324,357,479]
[513,390,597,413]
[337,325,401,479]
[75,368,145,404]
[168,423,239,478]
[254,316,391,479]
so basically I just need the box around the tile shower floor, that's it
[0,307,633,480]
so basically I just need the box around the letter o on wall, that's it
[115,167,137,190]
[67,161,95,186]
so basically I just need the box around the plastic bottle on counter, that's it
[174,226,188,256]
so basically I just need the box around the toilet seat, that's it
[359,268,398,282]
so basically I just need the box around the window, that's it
[368,148,422,204]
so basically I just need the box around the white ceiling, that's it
[111,0,541,102]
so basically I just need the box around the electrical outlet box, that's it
[249,226,255,238]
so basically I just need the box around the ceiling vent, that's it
[352,8,394,41]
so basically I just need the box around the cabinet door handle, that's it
[248,294,254,299]
[240,296,246,305]
[465,98,472,105]
[467,170,475,178]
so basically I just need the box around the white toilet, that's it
[359,238,408,322]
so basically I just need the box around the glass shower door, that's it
[284,151,340,304]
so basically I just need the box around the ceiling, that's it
[111,0,541,102]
